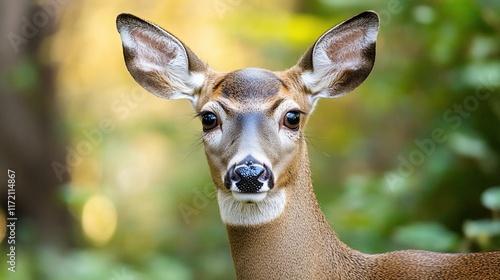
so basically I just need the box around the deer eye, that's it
[200,112,218,131]
[283,111,301,130]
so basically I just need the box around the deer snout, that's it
[224,156,274,193]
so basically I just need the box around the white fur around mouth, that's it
[217,188,286,226]
[232,191,267,203]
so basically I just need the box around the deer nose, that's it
[224,156,274,193]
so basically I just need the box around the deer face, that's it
[116,11,378,226]
[198,68,310,202]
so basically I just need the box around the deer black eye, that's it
[200,112,218,131]
[283,111,301,130]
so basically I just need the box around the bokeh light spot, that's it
[82,195,117,245]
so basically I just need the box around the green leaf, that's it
[393,222,460,252]
[481,187,500,211]
[464,220,500,237]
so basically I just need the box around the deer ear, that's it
[296,11,379,103]
[116,13,207,104]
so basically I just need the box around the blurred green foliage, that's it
[481,186,500,212]
[463,186,500,251]
[2,0,500,279]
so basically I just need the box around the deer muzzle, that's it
[224,156,274,194]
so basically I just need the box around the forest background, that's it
[1,0,499,279]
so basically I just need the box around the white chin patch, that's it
[217,189,286,226]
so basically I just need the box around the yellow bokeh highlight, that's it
[82,195,117,245]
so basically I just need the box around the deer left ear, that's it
[296,11,379,103]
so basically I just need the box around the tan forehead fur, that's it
[196,67,312,114]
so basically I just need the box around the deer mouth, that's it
[231,192,268,203]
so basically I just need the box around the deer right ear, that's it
[295,11,379,104]
[116,13,207,104]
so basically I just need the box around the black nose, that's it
[224,156,273,193]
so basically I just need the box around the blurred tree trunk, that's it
[0,0,73,247]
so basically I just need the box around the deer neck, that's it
[224,145,369,279]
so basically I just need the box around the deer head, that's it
[116,11,378,226]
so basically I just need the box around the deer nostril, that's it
[258,166,271,183]
[224,165,239,190]
[229,165,241,182]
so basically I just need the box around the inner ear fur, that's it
[296,11,379,100]
[116,13,208,103]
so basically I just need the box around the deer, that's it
[116,10,500,280]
